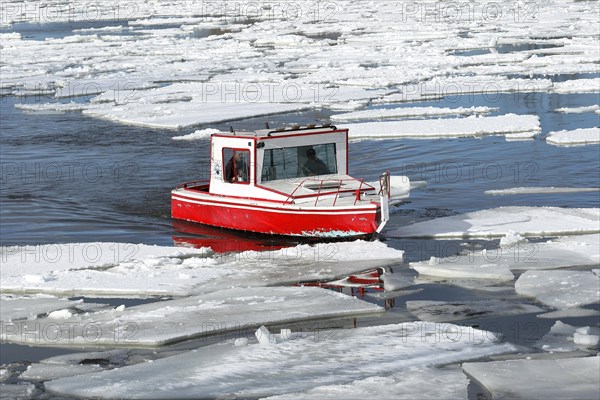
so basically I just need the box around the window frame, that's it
[222,147,251,185]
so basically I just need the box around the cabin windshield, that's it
[261,143,337,182]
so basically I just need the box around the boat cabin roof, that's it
[213,124,344,139]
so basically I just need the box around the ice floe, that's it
[546,127,600,146]
[331,106,496,121]
[406,300,543,323]
[171,128,226,141]
[0,240,403,297]
[411,234,599,280]
[386,207,600,238]
[515,270,600,309]
[463,356,600,400]
[1,287,383,347]
[555,105,600,114]
[552,78,600,94]
[44,323,517,399]
[536,321,600,352]
[345,114,540,140]
[485,187,600,195]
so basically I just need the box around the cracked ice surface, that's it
[385,207,600,239]
[44,323,517,399]
[0,287,383,347]
[0,240,403,297]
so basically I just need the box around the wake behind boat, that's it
[171,125,392,237]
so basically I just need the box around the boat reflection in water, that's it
[171,219,313,253]
[171,220,395,310]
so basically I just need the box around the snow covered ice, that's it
[44,323,517,399]
[0,240,404,297]
[1,287,383,347]
[386,207,600,238]
[1,0,598,132]
[410,234,599,280]
[546,128,600,146]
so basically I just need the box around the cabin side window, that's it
[223,148,250,184]
[261,143,337,182]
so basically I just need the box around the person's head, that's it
[306,148,316,159]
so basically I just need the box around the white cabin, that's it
[208,125,369,203]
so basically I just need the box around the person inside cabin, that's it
[225,151,249,183]
[301,148,330,176]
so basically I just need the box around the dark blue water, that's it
[2,88,599,246]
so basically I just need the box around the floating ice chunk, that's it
[45,322,517,399]
[499,231,526,247]
[546,128,600,146]
[463,356,600,400]
[255,326,277,346]
[535,321,599,352]
[386,207,600,238]
[15,102,87,113]
[346,114,540,140]
[574,327,600,347]
[0,296,82,322]
[552,78,600,94]
[83,100,310,129]
[504,131,538,141]
[1,287,382,348]
[331,106,496,121]
[47,309,74,320]
[515,270,600,309]
[172,128,227,141]
[417,234,600,274]
[486,186,600,195]
[555,105,600,114]
[406,300,542,323]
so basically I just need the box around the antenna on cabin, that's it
[265,122,270,129]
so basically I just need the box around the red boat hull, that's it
[172,193,381,237]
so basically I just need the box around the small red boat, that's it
[171,125,390,238]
